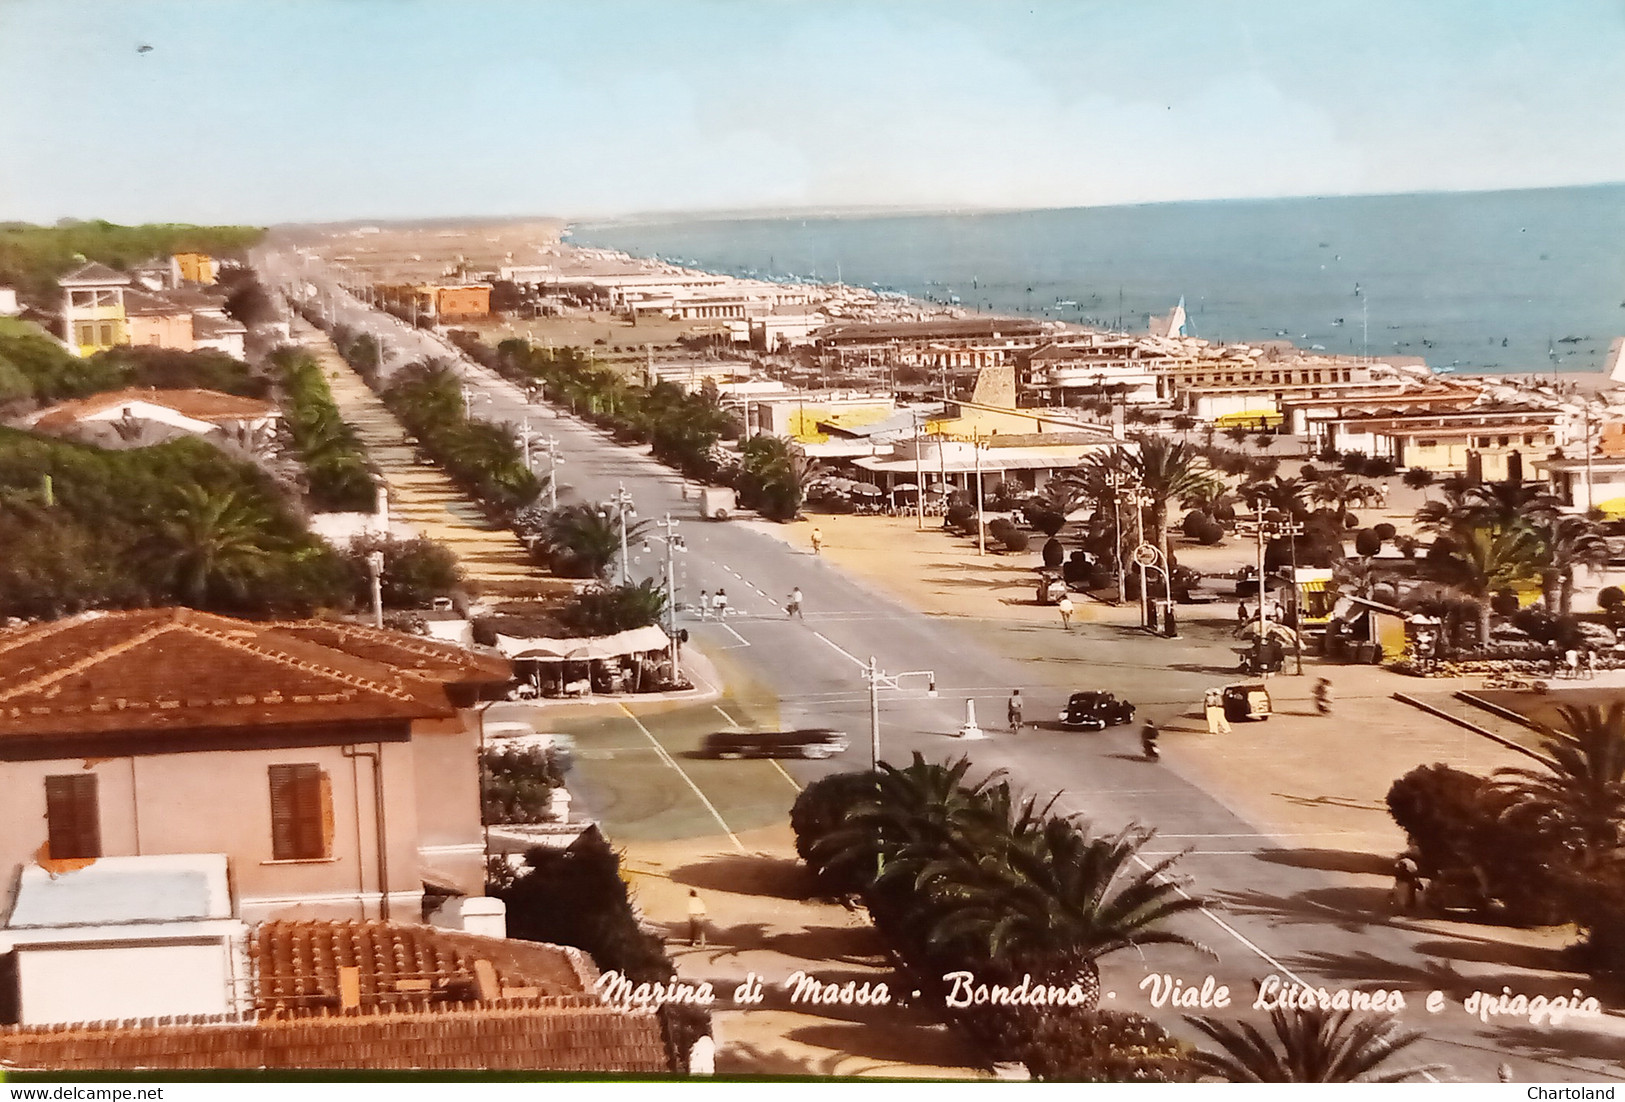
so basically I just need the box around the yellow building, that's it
[171,252,218,285]
[59,261,130,357]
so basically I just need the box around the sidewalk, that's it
[620,825,983,1079]
[295,317,570,601]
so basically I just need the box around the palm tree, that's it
[916,817,1207,997]
[1539,513,1610,617]
[533,503,648,579]
[1494,703,1625,872]
[1127,435,1220,591]
[143,482,283,607]
[811,754,1012,889]
[1185,1007,1439,1083]
[1307,472,1378,527]
[1423,522,1544,645]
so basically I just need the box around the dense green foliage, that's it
[480,745,567,824]
[791,753,1205,1078]
[520,502,648,580]
[273,348,375,511]
[0,427,347,617]
[1388,706,1625,975]
[0,220,263,302]
[737,434,817,521]
[559,578,668,635]
[1185,1007,1437,1083]
[454,331,738,483]
[378,360,540,518]
[492,831,707,1070]
[343,534,463,609]
[0,330,264,410]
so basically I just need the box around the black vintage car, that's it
[703,728,850,759]
[1056,691,1136,730]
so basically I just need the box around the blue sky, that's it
[2,0,1622,224]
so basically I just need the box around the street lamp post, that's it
[365,550,385,629]
[1104,471,1136,607]
[1128,487,1154,628]
[645,515,685,681]
[609,482,636,585]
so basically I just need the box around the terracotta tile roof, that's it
[252,919,594,1015]
[272,620,511,685]
[193,313,246,338]
[29,387,278,431]
[0,920,670,1071]
[121,288,194,318]
[0,1003,671,1072]
[0,609,458,741]
[58,261,130,286]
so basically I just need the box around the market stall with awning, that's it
[496,625,674,695]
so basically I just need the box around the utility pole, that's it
[1131,487,1152,629]
[658,514,684,679]
[974,431,987,556]
[914,411,926,531]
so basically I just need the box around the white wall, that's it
[17,940,235,1024]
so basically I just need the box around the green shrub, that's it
[344,534,462,609]
[789,771,881,896]
[480,745,567,824]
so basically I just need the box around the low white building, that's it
[0,286,19,316]
[0,854,250,1025]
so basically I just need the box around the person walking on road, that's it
[810,527,823,555]
[1057,594,1074,630]
[1006,689,1024,733]
[686,889,708,947]
[786,587,804,620]
[1203,688,1231,735]
[714,589,728,618]
[698,590,711,621]
[1140,718,1161,761]
[1312,677,1333,716]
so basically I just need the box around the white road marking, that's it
[718,623,751,648]
[812,630,870,670]
[771,760,802,792]
[713,705,744,729]
[618,704,745,853]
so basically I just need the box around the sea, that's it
[571,184,1625,376]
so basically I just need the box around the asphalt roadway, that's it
[258,248,1624,1083]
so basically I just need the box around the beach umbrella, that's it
[894,482,920,492]
[928,481,952,494]
[851,482,883,496]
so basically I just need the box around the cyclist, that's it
[1006,689,1024,733]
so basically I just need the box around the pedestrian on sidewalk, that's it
[1057,594,1074,630]
[1582,648,1597,679]
[810,527,823,555]
[1203,688,1231,735]
[1237,600,1249,626]
[686,889,708,947]
[1390,850,1422,914]
[787,587,804,620]
[1006,689,1024,733]
[1565,647,1581,679]
[714,589,728,618]
[698,590,711,621]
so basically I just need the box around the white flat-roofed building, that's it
[0,853,251,1025]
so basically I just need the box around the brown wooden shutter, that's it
[44,774,101,860]
[269,764,330,860]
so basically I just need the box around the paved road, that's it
[256,248,1624,1083]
